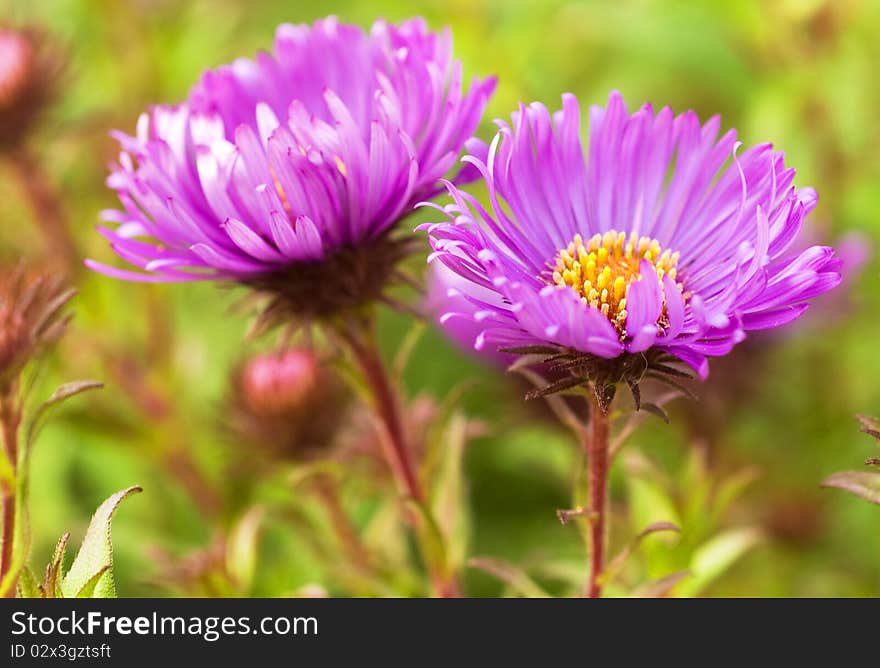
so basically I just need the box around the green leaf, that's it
[226,505,265,593]
[61,486,142,599]
[821,470,880,505]
[17,567,41,598]
[26,380,104,450]
[600,521,681,587]
[430,412,470,572]
[678,527,762,597]
[42,532,69,598]
[74,566,112,598]
[625,456,681,536]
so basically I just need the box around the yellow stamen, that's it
[546,230,685,336]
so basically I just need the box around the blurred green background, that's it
[2,0,880,596]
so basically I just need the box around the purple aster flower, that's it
[422,91,842,384]
[89,16,494,321]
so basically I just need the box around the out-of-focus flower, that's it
[90,16,495,324]
[226,348,348,462]
[426,262,513,368]
[0,265,74,393]
[0,27,62,151]
[422,91,841,387]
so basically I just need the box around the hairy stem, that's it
[586,390,610,598]
[340,320,459,597]
[0,390,21,598]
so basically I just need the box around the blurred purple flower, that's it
[426,262,512,367]
[421,92,842,379]
[0,27,62,151]
[89,17,494,317]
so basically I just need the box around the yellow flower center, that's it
[550,230,682,335]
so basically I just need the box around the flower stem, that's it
[340,319,459,597]
[585,389,610,598]
[9,147,78,275]
[0,390,21,598]
[342,324,424,504]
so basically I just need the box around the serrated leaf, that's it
[17,567,41,598]
[61,486,142,599]
[42,532,69,598]
[821,470,880,505]
[468,557,551,598]
[74,566,111,598]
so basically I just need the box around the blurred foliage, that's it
[1,0,880,596]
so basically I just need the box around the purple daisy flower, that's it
[89,16,494,318]
[422,92,842,380]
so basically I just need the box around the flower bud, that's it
[0,265,74,393]
[0,27,61,151]
[226,348,348,463]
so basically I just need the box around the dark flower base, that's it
[501,344,694,416]
[243,233,420,330]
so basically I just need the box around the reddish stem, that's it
[340,321,460,597]
[343,327,424,503]
[586,390,610,598]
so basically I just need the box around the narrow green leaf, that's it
[26,380,104,449]
[42,532,69,598]
[600,521,681,587]
[226,506,265,593]
[678,527,762,597]
[61,486,142,599]
[17,567,41,598]
[821,470,880,505]
[430,412,470,572]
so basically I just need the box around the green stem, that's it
[0,390,21,598]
